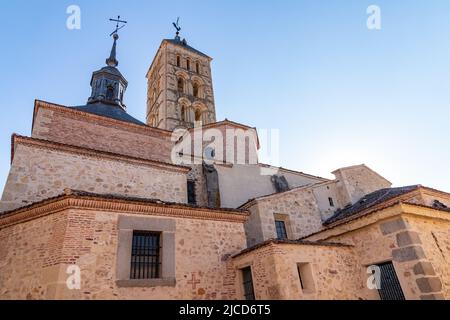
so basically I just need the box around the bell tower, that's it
[146,24,216,131]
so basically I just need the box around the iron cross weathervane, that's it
[109,15,127,37]
[173,17,181,37]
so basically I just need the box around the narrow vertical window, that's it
[187,180,197,205]
[181,105,186,122]
[376,262,405,300]
[186,59,191,71]
[297,263,315,294]
[106,85,115,100]
[275,220,288,240]
[193,82,200,98]
[328,197,335,207]
[176,55,181,67]
[177,78,184,93]
[241,267,255,300]
[196,62,200,74]
[130,231,161,280]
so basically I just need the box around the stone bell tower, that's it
[146,27,216,131]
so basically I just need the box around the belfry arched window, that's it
[195,109,202,122]
[193,82,200,98]
[177,78,184,93]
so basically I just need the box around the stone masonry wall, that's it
[0,208,247,300]
[233,243,363,300]
[245,187,324,246]
[315,213,449,300]
[32,106,174,163]
[333,165,391,206]
[0,143,187,212]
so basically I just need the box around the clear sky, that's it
[0,0,449,193]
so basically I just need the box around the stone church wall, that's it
[0,207,247,300]
[244,186,325,246]
[306,204,450,300]
[0,142,187,212]
[0,211,69,299]
[333,165,392,206]
[233,242,363,300]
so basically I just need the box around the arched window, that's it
[106,85,114,100]
[186,59,191,71]
[193,82,200,98]
[195,109,202,122]
[176,55,181,67]
[177,78,184,93]
[196,62,200,74]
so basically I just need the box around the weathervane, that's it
[172,17,181,38]
[109,15,127,37]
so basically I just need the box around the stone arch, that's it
[178,97,192,123]
[192,102,208,124]
[191,76,205,99]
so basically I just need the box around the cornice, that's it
[12,134,190,174]
[0,192,249,229]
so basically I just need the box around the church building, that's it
[0,26,449,300]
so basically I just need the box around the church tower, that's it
[146,28,216,131]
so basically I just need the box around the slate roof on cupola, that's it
[72,30,146,126]
[324,185,421,225]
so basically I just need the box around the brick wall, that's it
[0,208,247,300]
[32,105,174,163]
[0,142,187,212]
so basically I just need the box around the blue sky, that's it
[0,0,449,192]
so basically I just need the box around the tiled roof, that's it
[71,103,146,126]
[0,189,249,217]
[324,185,421,225]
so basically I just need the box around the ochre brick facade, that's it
[32,102,173,163]
[0,197,248,300]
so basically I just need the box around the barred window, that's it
[187,180,197,205]
[275,220,288,240]
[241,267,255,300]
[130,231,161,279]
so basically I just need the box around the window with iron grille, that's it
[130,231,161,280]
[187,180,197,205]
[241,267,255,300]
[275,220,288,240]
[377,262,405,300]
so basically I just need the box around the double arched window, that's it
[186,59,191,71]
[193,82,200,98]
